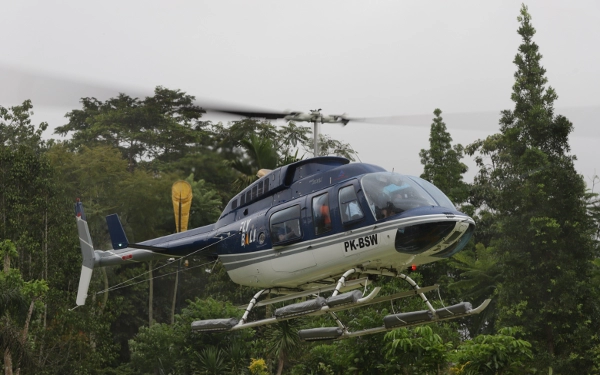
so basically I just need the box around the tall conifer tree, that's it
[467,5,599,371]
[419,108,469,205]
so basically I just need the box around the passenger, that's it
[321,204,331,227]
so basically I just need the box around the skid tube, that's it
[190,267,491,339]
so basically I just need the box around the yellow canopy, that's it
[172,180,193,232]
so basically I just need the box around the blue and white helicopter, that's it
[74,109,490,341]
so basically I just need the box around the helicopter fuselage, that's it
[119,157,474,291]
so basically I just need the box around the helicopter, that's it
[74,109,490,341]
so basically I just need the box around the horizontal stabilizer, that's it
[106,214,129,250]
[128,243,170,252]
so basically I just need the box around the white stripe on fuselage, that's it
[221,214,472,289]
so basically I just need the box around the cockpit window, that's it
[407,176,455,209]
[361,173,438,220]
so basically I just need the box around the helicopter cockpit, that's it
[361,172,455,220]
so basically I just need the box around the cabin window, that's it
[270,205,302,245]
[312,193,332,235]
[339,185,364,224]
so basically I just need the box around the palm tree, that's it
[449,243,501,334]
[196,346,229,375]
[228,134,303,191]
[265,320,303,375]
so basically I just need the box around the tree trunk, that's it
[149,262,154,326]
[43,207,48,281]
[22,300,35,344]
[100,268,109,314]
[276,351,284,375]
[3,252,9,273]
[171,260,179,324]
[546,325,555,357]
[4,348,13,375]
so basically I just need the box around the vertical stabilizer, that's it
[106,214,129,250]
[75,200,96,306]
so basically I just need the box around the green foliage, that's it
[184,173,223,227]
[227,133,280,190]
[384,325,452,374]
[0,100,48,150]
[196,346,229,375]
[450,327,533,375]
[129,297,252,374]
[314,133,357,161]
[265,320,303,374]
[0,239,49,374]
[449,243,501,334]
[6,10,600,371]
[419,108,469,205]
[466,4,600,372]
[55,87,207,172]
[128,322,185,374]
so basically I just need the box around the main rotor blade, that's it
[349,110,600,138]
[0,65,133,107]
[209,108,289,120]
[2,65,597,137]
[0,65,287,119]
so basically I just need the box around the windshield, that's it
[361,173,438,220]
[407,176,455,209]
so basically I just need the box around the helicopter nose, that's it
[394,221,474,258]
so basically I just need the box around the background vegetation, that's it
[1,5,598,374]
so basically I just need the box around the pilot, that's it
[344,200,362,221]
[381,205,393,219]
[277,225,298,242]
[277,227,288,242]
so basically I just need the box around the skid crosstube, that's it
[190,268,491,340]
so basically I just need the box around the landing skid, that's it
[191,268,491,341]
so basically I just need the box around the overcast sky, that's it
[1,1,598,185]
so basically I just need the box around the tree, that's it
[419,108,469,205]
[449,243,501,334]
[227,133,280,190]
[450,327,533,375]
[1,240,48,375]
[384,325,452,374]
[55,87,206,172]
[266,320,303,375]
[0,101,47,150]
[313,134,357,161]
[467,5,599,371]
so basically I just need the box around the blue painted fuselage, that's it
[130,157,474,289]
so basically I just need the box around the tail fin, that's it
[106,214,129,250]
[75,200,95,306]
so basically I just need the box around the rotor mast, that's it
[311,109,321,157]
